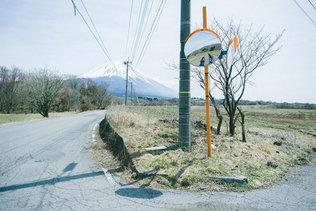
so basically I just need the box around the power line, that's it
[124,0,167,71]
[70,0,116,67]
[136,0,166,66]
[292,0,316,26]
[79,0,114,64]
[131,0,150,60]
[130,0,145,59]
[132,0,154,61]
[134,0,167,68]
[71,0,77,15]
[131,0,165,67]
[125,0,134,59]
[307,0,316,10]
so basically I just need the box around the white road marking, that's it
[102,168,115,184]
[92,116,115,185]
[92,119,102,143]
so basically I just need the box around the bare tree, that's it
[65,77,82,111]
[94,82,112,109]
[0,66,21,113]
[195,19,283,141]
[23,69,63,117]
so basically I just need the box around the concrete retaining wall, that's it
[99,115,138,173]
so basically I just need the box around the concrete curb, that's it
[92,119,102,143]
[212,176,248,185]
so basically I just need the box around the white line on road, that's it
[102,168,115,184]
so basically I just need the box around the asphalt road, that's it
[0,110,315,210]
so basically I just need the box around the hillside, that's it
[79,61,177,98]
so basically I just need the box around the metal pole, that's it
[134,88,137,104]
[203,6,212,157]
[130,82,133,104]
[179,0,191,151]
[124,59,131,105]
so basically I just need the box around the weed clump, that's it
[181,175,205,187]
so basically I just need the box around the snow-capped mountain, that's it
[79,61,177,98]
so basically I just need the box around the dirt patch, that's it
[90,105,316,192]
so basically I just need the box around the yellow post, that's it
[203,6,212,157]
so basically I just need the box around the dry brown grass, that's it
[92,105,316,192]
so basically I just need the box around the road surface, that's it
[0,110,315,210]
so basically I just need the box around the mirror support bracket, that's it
[219,50,227,59]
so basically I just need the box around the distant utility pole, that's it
[179,0,191,151]
[124,59,132,105]
[130,82,133,104]
[134,87,137,105]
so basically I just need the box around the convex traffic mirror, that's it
[184,29,222,67]
[226,36,238,69]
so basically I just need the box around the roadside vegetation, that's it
[0,66,114,120]
[90,105,316,192]
[0,112,76,125]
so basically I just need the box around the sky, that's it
[0,0,315,103]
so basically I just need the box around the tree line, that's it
[0,67,112,117]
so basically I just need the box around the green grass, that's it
[150,158,168,170]
[0,112,76,125]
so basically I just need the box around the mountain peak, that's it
[79,61,149,81]
[78,61,177,98]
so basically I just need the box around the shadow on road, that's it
[0,171,103,193]
[115,187,162,199]
[63,162,78,172]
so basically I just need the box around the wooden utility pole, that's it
[179,0,191,151]
[124,59,132,105]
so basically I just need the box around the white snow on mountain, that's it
[78,61,177,98]
[79,61,152,83]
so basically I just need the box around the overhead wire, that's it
[70,0,168,73]
[130,0,145,60]
[292,0,316,26]
[126,0,168,69]
[71,0,77,15]
[70,0,116,68]
[79,0,114,64]
[132,0,154,61]
[124,0,134,60]
[131,0,150,60]
[307,0,316,10]
[134,0,167,68]
[136,0,166,65]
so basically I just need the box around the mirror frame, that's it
[185,28,221,44]
[184,28,222,67]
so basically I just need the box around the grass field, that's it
[242,106,316,135]
[0,112,77,125]
[90,105,316,192]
